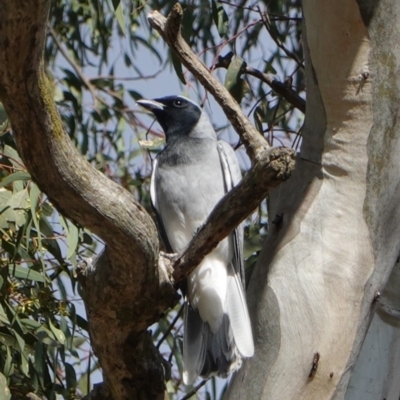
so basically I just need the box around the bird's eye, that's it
[173,99,184,107]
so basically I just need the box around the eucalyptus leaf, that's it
[0,372,11,400]
[3,145,24,168]
[49,319,66,345]
[8,265,46,282]
[170,49,186,85]
[0,171,31,188]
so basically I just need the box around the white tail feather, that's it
[226,272,254,357]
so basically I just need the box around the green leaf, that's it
[65,362,77,390]
[75,313,89,332]
[35,328,60,348]
[49,319,66,345]
[60,216,79,259]
[264,60,277,75]
[9,264,46,282]
[14,330,25,353]
[0,372,11,400]
[211,0,229,37]
[170,50,186,84]
[224,55,247,103]
[0,189,13,229]
[20,318,42,330]
[0,333,16,347]
[4,346,13,377]
[3,145,24,168]
[29,182,43,258]
[20,351,30,377]
[0,171,31,188]
[7,189,29,227]
[0,303,9,325]
[181,12,193,43]
[254,108,264,134]
[0,188,11,205]
[34,341,44,388]
[41,201,54,217]
[112,0,126,35]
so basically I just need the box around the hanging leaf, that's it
[20,351,30,377]
[48,319,66,345]
[0,373,11,400]
[3,145,24,168]
[112,0,126,35]
[170,49,186,84]
[13,330,25,353]
[8,265,46,282]
[3,346,13,377]
[60,216,79,260]
[224,55,247,103]
[254,108,264,134]
[7,189,29,227]
[211,0,229,37]
[0,189,13,228]
[0,303,9,324]
[64,362,77,391]
[0,171,31,188]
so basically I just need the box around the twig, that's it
[257,6,304,70]
[180,379,207,400]
[215,52,305,113]
[156,304,184,349]
[48,26,97,104]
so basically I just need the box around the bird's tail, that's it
[182,265,254,385]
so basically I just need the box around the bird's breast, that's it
[155,140,225,253]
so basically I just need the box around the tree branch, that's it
[215,52,306,113]
[147,4,296,282]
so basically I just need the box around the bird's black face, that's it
[137,96,202,138]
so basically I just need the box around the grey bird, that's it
[137,95,254,385]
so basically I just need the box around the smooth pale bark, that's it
[228,0,400,399]
[346,261,400,400]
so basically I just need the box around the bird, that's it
[137,95,254,385]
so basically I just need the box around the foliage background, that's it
[0,0,303,398]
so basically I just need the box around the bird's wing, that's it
[217,141,254,358]
[150,158,174,253]
[217,141,244,282]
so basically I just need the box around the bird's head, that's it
[137,95,211,139]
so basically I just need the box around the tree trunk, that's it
[228,0,400,398]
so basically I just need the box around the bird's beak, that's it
[137,99,165,112]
